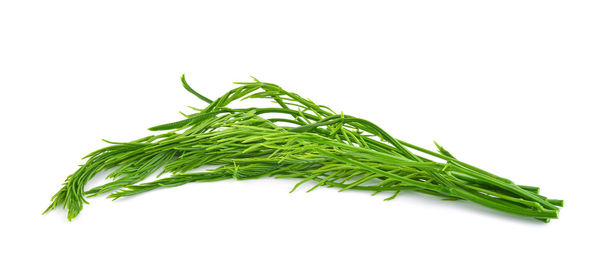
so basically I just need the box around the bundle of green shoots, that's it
[45,76,562,222]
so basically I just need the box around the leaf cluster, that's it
[45,75,562,221]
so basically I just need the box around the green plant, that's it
[44,75,562,221]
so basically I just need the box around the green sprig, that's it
[44,75,562,221]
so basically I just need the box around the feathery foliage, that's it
[44,75,562,221]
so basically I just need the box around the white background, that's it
[1,1,599,269]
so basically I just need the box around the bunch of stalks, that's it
[45,76,562,221]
